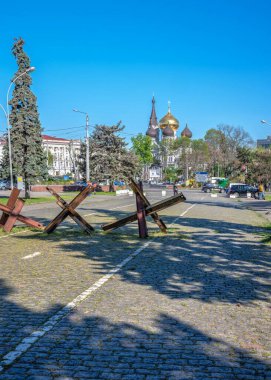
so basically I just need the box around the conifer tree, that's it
[0,38,47,198]
[79,123,140,189]
[78,140,86,179]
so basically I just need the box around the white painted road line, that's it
[83,212,97,216]
[168,203,197,227]
[109,203,135,211]
[0,240,151,372]
[0,230,28,240]
[179,203,196,217]
[22,252,42,260]
[0,201,196,373]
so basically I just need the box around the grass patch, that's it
[93,192,116,196]
[0,191,116,206]
[260,229,271,244]
[265,194,271,201]
[150,228,191,239]
[258,222,271,243]
[261,233,271,243]
[0,225,38,237]
[0,197,69,206]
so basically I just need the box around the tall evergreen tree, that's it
[78,140,86,180]
[79,123,140,189]
[0,38,47,198]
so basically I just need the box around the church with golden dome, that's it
[146,96,192,142]
[145,96,192,182]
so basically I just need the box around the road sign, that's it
[195,172,208,183]
[17,176,24,190]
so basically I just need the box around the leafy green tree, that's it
[131,134,153,165]
[250,149,271,184]
[163,167,179,182]
[217,124,253,176]
[230,146,254,182]
[236,146,254,165]
[171,136,191,179]
[131,133,154,179]
[204,125,253,177]
[80,123,140,189]
[190,139,209,172]
[47,150,54,169]
[237,148,271,185]
[204,128,224,176]
[159,138,176,170]
[0,38,47,198]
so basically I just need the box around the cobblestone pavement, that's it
[0,191,270,379]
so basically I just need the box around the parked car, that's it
[114,180,125,186]
[0,180,11,190]
[227,184,258,198]
[224,183,245,194]
[73,181,88,188]
[202,183,223,193]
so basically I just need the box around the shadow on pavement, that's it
[0,278,270,379]
[14,205,271,306]
[1,196,271,378]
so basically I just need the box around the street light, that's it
[73,109,90,182]
[261,120,271,126]
[0,66,35,189]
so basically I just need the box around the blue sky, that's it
[0,0,271,143]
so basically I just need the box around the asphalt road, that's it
[3,188,197,228]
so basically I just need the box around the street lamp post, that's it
[261,120,271,127]
[73,109,90,182]
[0,66,35,189]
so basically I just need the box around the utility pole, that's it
[73,109,90,182]
[86,114,90,182]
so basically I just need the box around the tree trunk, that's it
[109,180,114,192]
[24,179,31,199]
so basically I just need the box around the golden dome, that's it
[159,103,179,132]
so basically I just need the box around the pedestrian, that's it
[258,181,265,200]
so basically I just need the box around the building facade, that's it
[257,136,271,149]
[0,135,81,178]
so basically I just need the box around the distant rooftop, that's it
[257,135,271,148]
[42,135,70,142]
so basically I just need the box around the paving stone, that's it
[0,193,270,379]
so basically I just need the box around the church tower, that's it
[146,96,159,144]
